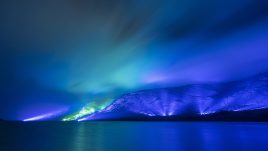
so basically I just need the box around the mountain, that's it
[79,72,268,121]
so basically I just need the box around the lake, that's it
[1,122,268,151]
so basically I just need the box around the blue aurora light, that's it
[0,0,268,121]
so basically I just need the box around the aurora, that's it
[0,0,268,121]
[2,1,268,151]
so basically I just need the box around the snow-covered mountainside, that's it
[79,73,268,121]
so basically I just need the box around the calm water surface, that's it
[1,122,268,151]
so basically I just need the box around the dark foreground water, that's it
[1,122,268,151]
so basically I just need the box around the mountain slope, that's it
[78,72,268,121]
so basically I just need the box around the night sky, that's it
[1,0,268,120]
